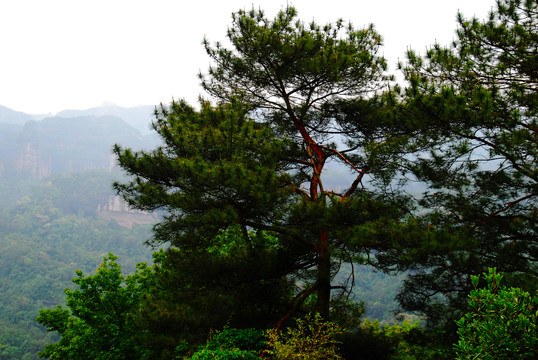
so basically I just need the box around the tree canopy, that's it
[454,268,537,359]
[36,254,150,360]
[114,6,410,321]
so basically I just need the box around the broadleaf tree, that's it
[114,7,410,321]
[36,254,151,360]
[454,268,537,360]
[375,0,537,327]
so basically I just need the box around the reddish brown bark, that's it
[282,89,332,317]
[281,90,327,199]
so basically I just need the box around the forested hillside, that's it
[0,106,159,359]
[0,170,155,359]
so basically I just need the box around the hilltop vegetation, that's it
[2,0,537,358]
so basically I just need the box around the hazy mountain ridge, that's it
[0,105,34,125]
[56,103,156,135]
[0,105,160,179]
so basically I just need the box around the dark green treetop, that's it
[115,6,409,321]
[133,228,296,358]
[201,6,390,110]
[115,100,288,247]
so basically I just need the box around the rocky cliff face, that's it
[97,195,157,228]
[16,142,52,179]
[0,124,22,178]
[97,195,133,213]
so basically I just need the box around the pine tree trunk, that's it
[316,229,331,318]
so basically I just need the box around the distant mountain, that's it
[1,114,160,179]
[57,103,156,135]
[0,105,34,125]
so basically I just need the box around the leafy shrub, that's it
[265,313,343,359]
[343,319,445,360]
[187,327,266,360]
[454,268,537,360]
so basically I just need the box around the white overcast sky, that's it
[0,0,496,115]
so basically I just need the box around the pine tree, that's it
[114,7,409,321]
[380,0,537,326]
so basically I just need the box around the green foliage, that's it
[187,328,266,360]
[116,6,410,322]
[36,253,152,359]
[0,171,153,360]
[349,319,449,360]
[133,231,294,359]
[454,268,538,360]
[115,100,288,246]
[377,0,538,328]
[265,313,343,359]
